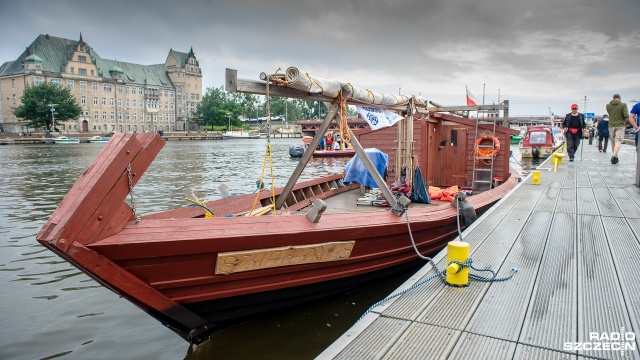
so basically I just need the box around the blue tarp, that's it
[343,148,388,188]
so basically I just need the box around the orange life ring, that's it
[476,136,500,157]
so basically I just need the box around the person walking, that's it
[606,94,630,164]
[562,103,585,161]
[630,101,640,147]
[597,114,610,152]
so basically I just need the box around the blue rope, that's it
[357,195,518,322]
[187,203,215,216]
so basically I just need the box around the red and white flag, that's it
[466,87,479,106]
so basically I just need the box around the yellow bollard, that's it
[446,240,469,287]
[551,152,565,172]
[531,170,541,184]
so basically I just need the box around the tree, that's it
[13,82,82,130]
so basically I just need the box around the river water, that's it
[0,138,530,360]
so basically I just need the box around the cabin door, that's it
[435,125,467,187]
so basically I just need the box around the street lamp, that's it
[227,114,231,131]
[49,103,58,134]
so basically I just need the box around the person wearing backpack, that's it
[597,114,610,153]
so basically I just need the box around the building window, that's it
[126,100,129,107]
[70,67,74,74]
[132,100,136,108]
[78,55,86,63]
[118,85,124,94]
[79,68,87,75]
[13,94,16,104]
[94,111,99,120]
[110,112,115,120]
[80,81,87,90]
[102,97,106,105]
[12,79,15,88]
[118,112,123,120]
[132,113,137,121]
[50,79,61,85]
[131,86,136,94]
[91,70,94,76]
[93,97,98,105]
[117,99,122,107]
[102,112,107,120]
[67,80,74,89]
[103,84,112,92]
[110,98,114,106]
[139,87,143,95]
[92,82,98,91]
[81,96,86,105]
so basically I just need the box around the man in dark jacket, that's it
[606,94,630,164]
[597,114,610,152]
[562,103,585,161]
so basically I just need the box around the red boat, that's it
[312,148,356,157]
[519,125,564,158]
[36,68,519,344]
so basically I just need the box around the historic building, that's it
[0,33,202,133]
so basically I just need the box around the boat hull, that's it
[312,149,356,157]
[36,132,518,344]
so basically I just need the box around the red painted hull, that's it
[36,133,518,344]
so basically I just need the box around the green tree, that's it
[194,86,244,128]
[13,82,82,130]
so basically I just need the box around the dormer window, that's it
[78,55,87,63]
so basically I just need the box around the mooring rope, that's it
[357,195,517,321]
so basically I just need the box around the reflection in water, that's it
[0,139,532,359]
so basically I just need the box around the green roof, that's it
[0,34,177,88]
[25,53,43,63]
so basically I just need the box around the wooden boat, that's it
[222,130,260,139]
[88,135,110,143]
[519,125,564,158]
[52,136,80,144]
[312,148,356,157]
[36,67,518,344]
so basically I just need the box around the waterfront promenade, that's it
[320,142,640,359]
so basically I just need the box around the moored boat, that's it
[312,148,356,157]
[519,125,564,158]
[88,135,110,143]
[52,136,80,144]
[37,67,518,344]
[222,130,260,139]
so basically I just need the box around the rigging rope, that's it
[249,70,278,216]
[337,90,351,144]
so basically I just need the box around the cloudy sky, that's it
[1,0,639,116]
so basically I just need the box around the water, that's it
[0,139,531,360]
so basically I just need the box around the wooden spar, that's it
[275,102,340,210]
[347,128,403,215]
[405,100,415,186]
[226,68,429,114]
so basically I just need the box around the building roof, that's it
[0,34,177,88]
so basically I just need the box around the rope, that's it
[185,197,215,218]
[337,90,351,144]
[248,71,277,216]
[357,195,517,321]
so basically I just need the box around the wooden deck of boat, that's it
[320,142,640,360]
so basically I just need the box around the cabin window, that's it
[451,130,457,146]
[529,131,547,145]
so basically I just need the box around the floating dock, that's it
[320,142,640,359]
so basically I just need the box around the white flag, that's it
[356,105,404,131]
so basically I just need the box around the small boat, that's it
[312,148,356,157]
[519,125,564,159]
[222,131,260,139]
[88,136,110,143]
[52,136,80,144]
[0,137,12,145]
